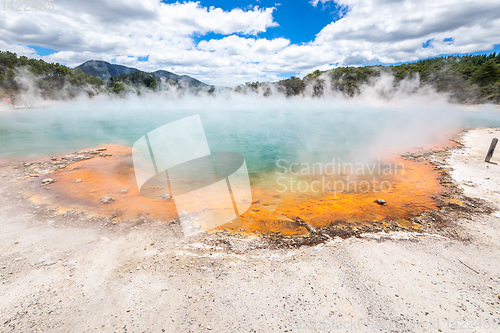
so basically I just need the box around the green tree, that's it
[112,81,126,94]
[472,59,500,87]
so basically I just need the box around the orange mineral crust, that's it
[229,159,446,235]
[26,144,449,236]
[28,145,178,221]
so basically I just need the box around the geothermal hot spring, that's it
[1,95,499,236]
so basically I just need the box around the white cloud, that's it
[0,0,499,85]
[309,0,333,7]
[314,0,500,64]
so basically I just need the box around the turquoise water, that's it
[1,97,499,174]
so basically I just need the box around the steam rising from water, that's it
[0,90,499,174]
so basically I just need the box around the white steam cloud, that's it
[1,74,499,171]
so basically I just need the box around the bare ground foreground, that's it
[1,128,499,333]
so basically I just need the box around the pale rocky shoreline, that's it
[0,128,499,332]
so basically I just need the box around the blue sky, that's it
[30,1,349,55]
[1,0,499,85]
[188,0,348,44]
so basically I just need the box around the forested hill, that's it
[1,50,500,104]
[77,60,208,87]
[273,53,500,103]
[0,51,104,99]
[0,51,210,100]
[77,60,139,79]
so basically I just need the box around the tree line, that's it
[1,50,500,104]
[273,53,500,103]
[0,51,173,99]
[0,51,104,99]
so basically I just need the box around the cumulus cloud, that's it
[314,0,500,64]
[0,0,499,85]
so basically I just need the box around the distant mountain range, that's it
[77,60,208,86]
